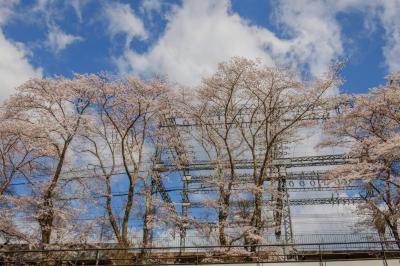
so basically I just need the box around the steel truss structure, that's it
[151,109,369,249]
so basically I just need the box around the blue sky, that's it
[0,0,399,99]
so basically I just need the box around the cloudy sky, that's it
[0,0,399,100]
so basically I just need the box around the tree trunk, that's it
[254,190,263,230]
[249,190,263,251]
[38,198,54,245]
[218,201,228,246]
[139,187,153,264]
[38,141,70,244]
[121,180,135,246]
[105,175,123,245]
[120,137,139,246]
[389,222,400,249]
[142,186,153,249]
[0,179,11,195]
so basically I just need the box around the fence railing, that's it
[127,232,397,248]
[1,240,399,265]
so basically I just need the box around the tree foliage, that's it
[0,58,398,252]
[321,72,400,247]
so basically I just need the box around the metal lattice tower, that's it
[280,167,294,244]
[153,104,362,249]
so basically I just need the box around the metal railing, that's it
[1,240,399,265]
[126,233,396,248]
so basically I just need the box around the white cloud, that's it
[69,0,88,22]
[0,2,42,100]
[0,0,19,26]
[379,0,400,72]
[291,202,358,235]
[114,0,347,86]
[115,0,400,87]
[276,0,400,73]
[273,0,344,76]
[31,1,86,53]
[116,0,281,86]
[140,0,162,14]
[289,126,348,157]
[33,0,89,23]
[0,30,42,100]
[105,2,148,48]
[46,26,83,53]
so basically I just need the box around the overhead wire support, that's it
[158,114,193,251]
[155,154,356,172]
[187,196,365,208]
[152,106,359,248]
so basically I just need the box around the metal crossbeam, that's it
[160,106,331,128]
[188,170,347,183]
[289,196,365,206]
[186,185,360,193]
[187,196,365,208]
[156,154,355,171]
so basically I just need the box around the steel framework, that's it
[152,110,364,248]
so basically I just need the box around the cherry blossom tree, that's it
[186,57,342,248]
[183,60,248,246]
[3,75,97,244]
[82,75,174,247]
[0,114,38,195]
[0,110,45,242]
[234,58,341,247]
[321,72,400,248]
